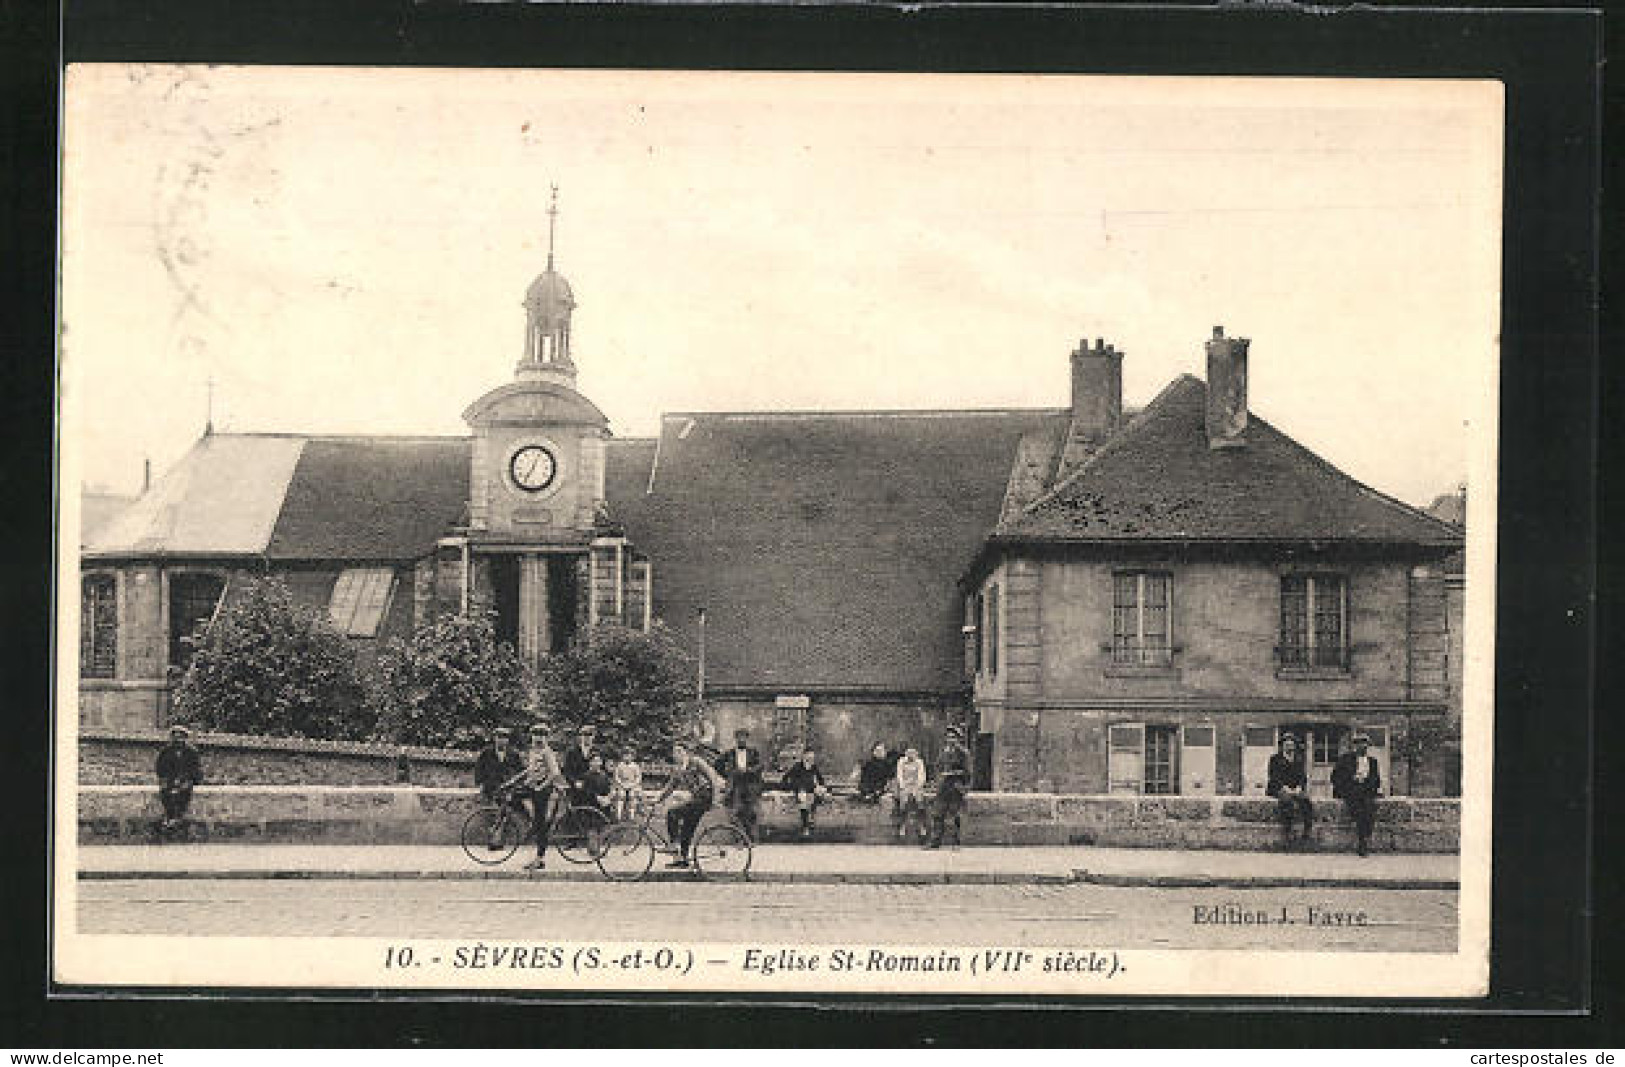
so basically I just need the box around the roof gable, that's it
[998,375,1461,546]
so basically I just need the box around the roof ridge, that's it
[1015,374,1201,519]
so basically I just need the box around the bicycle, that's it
[595,799,753,882]
[460,788,610,867]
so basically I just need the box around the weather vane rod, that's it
[546,184,559,270]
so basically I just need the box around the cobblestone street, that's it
[78,878,1458,953]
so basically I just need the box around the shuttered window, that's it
[986,584,1001,678]
[329,568,397,637]
[1112,571,1172,666]
[81,574,117,678]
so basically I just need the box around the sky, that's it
[61,67,1501,507]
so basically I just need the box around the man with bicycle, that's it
[517,722,567,871]
[658,740,725,869]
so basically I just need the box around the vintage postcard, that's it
[55,66,1499,997]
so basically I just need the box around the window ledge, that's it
[1275,666,1351,681]
[1103,665,1182,680]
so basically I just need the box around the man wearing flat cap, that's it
[475,726,523,803]
[1331,732,1382,856]
[562,724,599,809]
[715,727,764,841]
[155,724,203,837]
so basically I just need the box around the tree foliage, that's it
[532,622,698,759]
[171,576,370,740]
[371,612,533,748]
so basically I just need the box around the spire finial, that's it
[546,184,559,270]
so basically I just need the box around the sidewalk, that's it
[74,843,1460,889]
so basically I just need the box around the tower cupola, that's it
[517,185,577,384]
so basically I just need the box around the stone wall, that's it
[78,785,1460,852]
[79,729,478,788]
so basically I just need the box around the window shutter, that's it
[1241,724,1278,797]
[1180,723,1216,796]
[1107,723,1145,795]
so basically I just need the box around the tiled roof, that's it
[615,409,1059,692]
[83,435,306,557]
[264,437,470,560]
[997,375,1463,547]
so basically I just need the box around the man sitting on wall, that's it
[154,725,203,839]
[1331,732,1382,857]
[1266,734,1314,849]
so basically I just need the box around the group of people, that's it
[474,721,979,868]
[708,724,972,850]
[155,717,1388,860]
[1266,731,1384,856]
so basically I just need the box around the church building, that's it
[79,213,1463,796]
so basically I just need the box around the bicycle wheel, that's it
[693,823,752,881]
[595,822,655,882]
[461,807,525,865]
[554,805,611,864]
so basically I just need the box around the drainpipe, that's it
[696,607,707,706]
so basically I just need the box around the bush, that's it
[171,576,370,740]
[371,613,533,749]
[532,622,698,759]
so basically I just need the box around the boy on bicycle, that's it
[658,740,724,869]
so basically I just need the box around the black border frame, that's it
[4,0,1607,1047]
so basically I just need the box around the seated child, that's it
[611,749,643,821]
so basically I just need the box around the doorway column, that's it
[518,553,551,671]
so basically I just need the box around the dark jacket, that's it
[935,742,970,797]
[1266,753,1308,797]
[156,741,202,789]
[1331,752,1381,800]
[475,745,523,794]
[563,744,596,791]
[858,754,895,796]
[581,768,614,808]
[715,745,764,799]
[782,762,827,795]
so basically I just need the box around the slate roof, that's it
[996,376,1463,548]
[613,410,1059,692]
[264,436,469,561]
[83,435,307,558]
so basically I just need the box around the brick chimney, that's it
[1058,338,1123,474]
[1204,325,1249,449]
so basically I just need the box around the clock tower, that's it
[457,188,648,668]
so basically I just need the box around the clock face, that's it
[509,444,558,492]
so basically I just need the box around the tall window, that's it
[81,574,117,678]
[1280,574,1348,668]
[1143,725,1178,794]
[985,584,1001,677]
[169,573,226,671]
[1112,571,1172,666]
[329,568,396,637]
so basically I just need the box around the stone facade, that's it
[970,552,1454,796]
